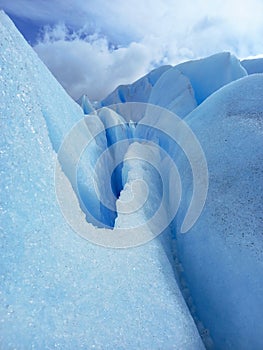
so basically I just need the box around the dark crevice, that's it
[76,122,137,228]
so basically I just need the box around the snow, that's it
[173,74,263,349]
[0,11,204,349]
[241,57,263,74]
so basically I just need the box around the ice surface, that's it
[99,64,197,118]
[175,52,247,105]
[241,57,263,74]
[100,52,247,119]
[173,74,263,349]
[148,67,197,117]
[100,65,171,106]
[75,108,133,228]
[77,94,95,114]
[115,142,166,229]
[0,11,204,349]
[0,14,84,153]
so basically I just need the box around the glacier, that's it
[0,11,204,350]
[97,52,247,116]
[1,9,263,350]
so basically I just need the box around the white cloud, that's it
[2,0,263,100]
[34,25,160,100]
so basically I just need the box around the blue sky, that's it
[1,0,263,100]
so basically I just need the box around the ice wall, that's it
[148,67,197,117]
[77,94,95,114]
[175,52,247,105]
[174,74,263,349]
[0,13,84,153]
[100,65,171,106]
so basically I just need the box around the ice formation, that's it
[100,65,171,107]
[0,11,204,350]
[241,57,263,74]
[98,52,247,115]
[174,74,263,349]
[148,67,197,117]
[175,52,247,104]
